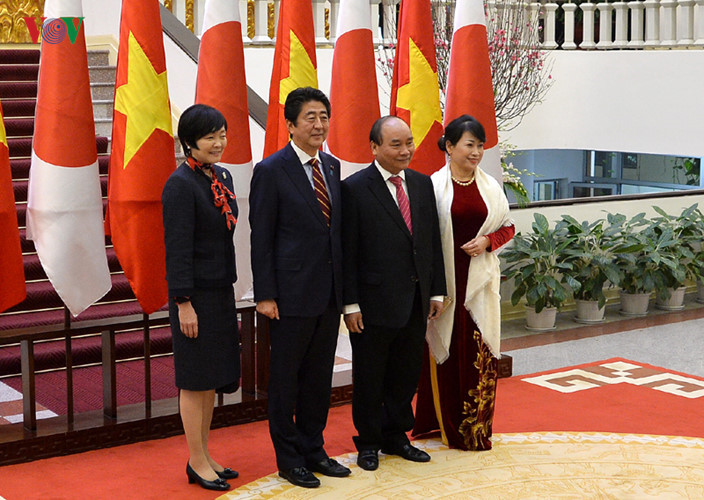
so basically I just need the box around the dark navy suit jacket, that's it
[162,162,237,297]
[342,164,446,327]
[249,143,343,316]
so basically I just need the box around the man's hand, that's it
[344,312,364,333]
[428,299,445,320]
[256,299,280,320]
[178,302,198,338]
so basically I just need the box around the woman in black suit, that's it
[162,104,240,491]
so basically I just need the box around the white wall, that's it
[503,50,704,158]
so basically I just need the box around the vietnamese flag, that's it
[445,0,502,181]
[327,0,380,179]
[263,0,318,157]
[26,0,110,316]
[106,0,175,314]
[0,100,26,313]
[196,0,253,300]
[390,0,445,175]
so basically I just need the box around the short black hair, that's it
[177,104,227,156]
[438,115,486,152]
[283,87,331,125]
[369,116,404,145]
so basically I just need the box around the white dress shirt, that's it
[290,141,330,195]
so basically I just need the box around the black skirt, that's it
[169,286,241,392]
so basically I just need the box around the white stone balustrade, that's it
[162,0,704,50]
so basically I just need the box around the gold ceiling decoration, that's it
[0,0,45,44]
[185,0,194,32]
[247,0,254,39]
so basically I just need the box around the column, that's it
[382,0,400,45]
[371,0,382,44]
[563,2,578,49]
[251,0,270,43]
[328,0,340,42]
[544,1,560,49]
[313,0,328,43]
[596,1,614,48]
[696,0,704,46]
[677,0,696,45]
[643,0,660,46]
[241,0,252,43]
[660,0,677,47]
[580,2,597,49]
[627,0,645,47]
[613,1,629,47]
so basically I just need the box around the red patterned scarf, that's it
[186,156,237,230]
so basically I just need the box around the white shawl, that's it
[427,164,512,363]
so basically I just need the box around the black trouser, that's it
[267,298,341,470]
[350,291,426,452]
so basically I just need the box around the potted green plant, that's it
[650,205,700,310]
[502,213,577,330]
[557,214,622,323]
[688,206,704,303]
[612,212,682,315]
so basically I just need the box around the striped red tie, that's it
[389,176,412,234]
[310,158,331,226]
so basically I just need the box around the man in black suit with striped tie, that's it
[249,88,349,488]
[342,116,446,471]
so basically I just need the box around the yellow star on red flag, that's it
[113,32,172,168]
[396,38,443,147]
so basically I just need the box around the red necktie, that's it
[389,176,412,234]
[310,158,331,226]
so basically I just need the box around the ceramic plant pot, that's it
[619,291,650,316]
[655,287,686,311]
[574,299,606,324]
[525,306,557,331]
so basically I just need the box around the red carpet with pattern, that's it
[0,357,702,499]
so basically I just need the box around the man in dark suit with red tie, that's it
[342,115,446,471]
[249,87,349,488]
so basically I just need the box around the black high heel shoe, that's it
[186,463,230,491]
[216,467,239,480]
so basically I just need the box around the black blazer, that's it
[342,164,446,328]
[249,143,343,317]
[162,162,237,297]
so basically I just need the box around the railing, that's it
[0,303,282,465]
[161,0,704,49]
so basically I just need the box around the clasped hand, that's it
[461,235,490,258]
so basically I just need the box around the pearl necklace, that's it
[451,175,475,186]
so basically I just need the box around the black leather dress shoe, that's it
[278,467,321,488]
[381,443,431,462]
[357,449,379,471]
[186,463,230,491]
[215,467,239,480]
[307,458,351,477]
